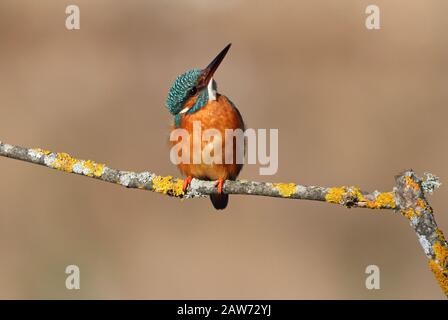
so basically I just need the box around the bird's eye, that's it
[188,87,197,96]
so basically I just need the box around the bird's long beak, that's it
[197,43,231,88]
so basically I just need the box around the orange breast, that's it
[170,94,245,181]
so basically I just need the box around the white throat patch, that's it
[207,79,217,101]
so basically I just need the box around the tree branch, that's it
[0,140,447,297]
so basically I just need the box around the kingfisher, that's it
[165,44,245,210]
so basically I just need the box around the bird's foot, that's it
[215,179,225,194]
[182,176,193,192]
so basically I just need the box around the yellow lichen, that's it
[433,242,448,266]
[429,241,448,296]
[325,187,347,204]
[366,192,396,209]
[436,229,446,242]
[405,176,420,192]
[402,208,417,219]
[325,186,366,205]
[349,187,366,202]
[152,175,184,197]
[326,186,395,209]
[429,260,448,296]
[83,160,95,175]
[415,198,433,214]
[52,153,77,173]
[416,198,426,208]
[273,183,297,198]
[32,148,51,155]
[83,160,105,177]
[93,163,105,177]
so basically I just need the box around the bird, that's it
[165,43,245,210]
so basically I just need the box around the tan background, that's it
[0,0,447,299]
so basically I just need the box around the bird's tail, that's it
[210,194,229,210]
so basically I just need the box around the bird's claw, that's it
[182,176,193,192]
[216,179,225,194]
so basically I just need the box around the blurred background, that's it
[0,0,447,299]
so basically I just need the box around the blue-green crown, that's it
[166,68,212,127]
[166,69,201,115]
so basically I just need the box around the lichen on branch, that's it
[0,140,446,297]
